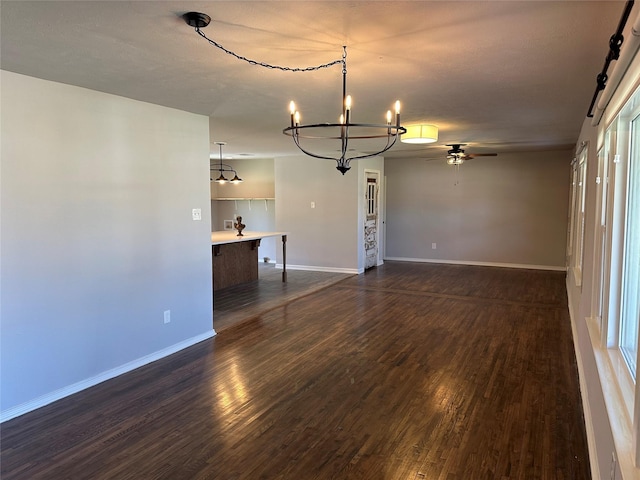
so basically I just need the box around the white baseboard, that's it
[0,329,217,423]
[384,256,567,272]
[275,263,361,274]
[566,291,600,480]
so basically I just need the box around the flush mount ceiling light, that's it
[401,124,439,144]
[183,11,407,175]
[211,142,242,184]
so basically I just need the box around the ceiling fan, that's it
[446,144,497,165]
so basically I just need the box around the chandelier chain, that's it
[195,28,344,72]
[182,11,408,175]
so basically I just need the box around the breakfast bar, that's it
[211,231,288,291]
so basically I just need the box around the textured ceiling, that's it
[0,1,625,161]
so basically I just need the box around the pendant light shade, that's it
[401,124,439,144]
[211,142,242,184]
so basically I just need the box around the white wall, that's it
[275,156,362,272]
[0,71,214,419]
[385,150,570,269]
[564,8,640,477]
[566,119,619,480]
[566,50,640,479]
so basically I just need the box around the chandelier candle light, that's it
[183,12,407,175]
[283,47,405,174]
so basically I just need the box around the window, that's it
[592,133,611,337]
[568,161,577,260]
[569,144,588,286]
[587,80,640,478]
[620,112,640,378]
[366,178,377,217]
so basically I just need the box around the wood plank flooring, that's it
[213,263,353,332]
[0,262,590,479]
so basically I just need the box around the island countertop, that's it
[211,231,289,286]
[211,231,289,245]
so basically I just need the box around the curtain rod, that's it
[586,0,635,118]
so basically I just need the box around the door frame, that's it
[364,169,382,269]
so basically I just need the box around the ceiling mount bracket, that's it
[183,12,211,29]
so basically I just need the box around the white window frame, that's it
[590,134,611,338]
[569,143,588,287]
[619,109,640,379]
[567,159,578,263]
[589,84,640,477]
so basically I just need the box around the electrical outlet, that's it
[432,243,437,250]
[192,208,202,221]
[310,201,316,209]
[164,310,171,324]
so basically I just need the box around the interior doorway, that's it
[365,171,380,270]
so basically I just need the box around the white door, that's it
[365,172,379,270]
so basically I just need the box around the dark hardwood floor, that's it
[213,263,353,332]
[1,262,590,479]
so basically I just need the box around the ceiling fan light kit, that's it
[445,144,498,165]
[401,124,439,144]
[183,11,408,175]
[447,157,465,166]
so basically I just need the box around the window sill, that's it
[586,317,638,479]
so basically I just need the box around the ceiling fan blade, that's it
[467,153,498,158]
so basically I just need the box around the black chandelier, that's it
[183,12,406,175]
[211,142,242,184]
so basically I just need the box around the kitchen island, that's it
[211,231,288,291]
